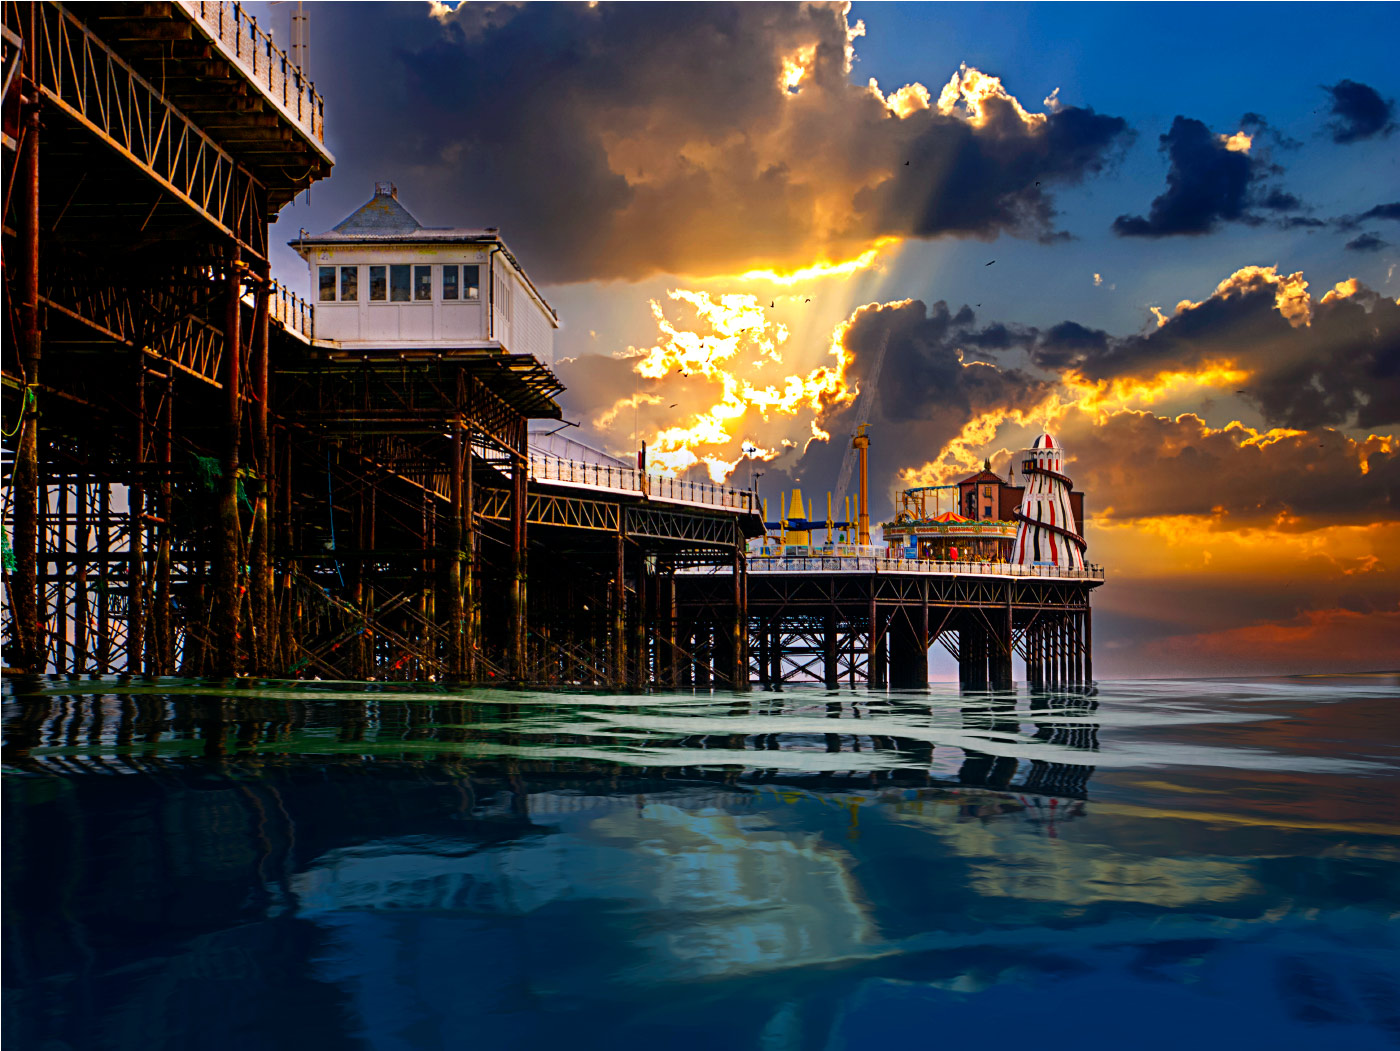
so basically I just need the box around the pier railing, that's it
[268,280,314,340]
[528,454,759,515]
[178,1,327,147]
[691,554,1105,581]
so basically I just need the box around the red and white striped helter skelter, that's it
[1011,433,1087,570]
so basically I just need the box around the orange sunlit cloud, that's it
[594,290,874,480]
[731,237,902,286]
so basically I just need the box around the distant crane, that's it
[832,327,889,542]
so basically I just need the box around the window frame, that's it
[368,265,387,302]
[389,264,411,303]
[413,265,433,302]
[318,265,336,303]
[339,265,358,302]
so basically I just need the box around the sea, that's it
[4,674,1398,1051]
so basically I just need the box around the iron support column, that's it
[250,274,271,673]
[13,100,42,671]
[153,370,173,674]
[463,432,475,680]
[613,531,626,687]
[732,550,748,690]
[824,609,839,689]
[211,253,243,676]
[130,348,146,674]
[1084,605,1093,684]
[445,425,464,677]
[509,452,527,680]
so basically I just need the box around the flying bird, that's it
[804,297,811,303]
[985,260,996,267]
[669,403,678,408]
[905,160,910,166]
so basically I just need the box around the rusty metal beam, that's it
[13,0,269,258]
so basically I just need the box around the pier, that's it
[676,555,1101,691]
[2,2,1101,690]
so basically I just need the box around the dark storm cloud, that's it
[1060,412,1400,529]
[840,269,1400,433]
[306,2,1130,283]
[1331,200,1399,233]
[1323,79,1396,143]
[765,299,1051,519]
[1064,278,1400,431]
[836,300,1049,427]
[1113,115,1300,237]
[855,96,1128,245]
[1345,233,1389,252]
[1257,188,1302,211]
[1358,201,1400,222]
[1030,321,1109,370]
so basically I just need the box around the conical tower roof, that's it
[329,185,424,237]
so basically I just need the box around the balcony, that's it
[177,1,326,150]
[529,454,759,516]
[688,554,1106,581]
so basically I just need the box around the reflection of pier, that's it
[3,685,1101,1048]
[3,686,1100,801]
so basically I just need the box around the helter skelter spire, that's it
[1011,433,1087,570]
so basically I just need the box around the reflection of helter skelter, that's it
[1011,432,1087,570]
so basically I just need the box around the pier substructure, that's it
[677,568,1099,690]
[2,0,325,676]
[496,492,756,689]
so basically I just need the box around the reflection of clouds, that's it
[887,798,1258,907]
[293,798,876,982]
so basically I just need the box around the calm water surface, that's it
[4,675,1399,1050]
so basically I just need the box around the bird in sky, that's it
[985,260,996,266]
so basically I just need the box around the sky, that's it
[256,2,1400,679]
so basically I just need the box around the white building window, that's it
[340,266,358,301]
[414,265,432,301]
[441,265,480,301]
[318,266,335,302]
[389,265,411,302]
[369,266,387,301]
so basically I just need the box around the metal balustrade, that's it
[527,454,758,515]
[686,554,1105,581]
[180,1,327,146]
[268,279,314,340]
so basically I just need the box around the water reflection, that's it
[4,676,1398,1050]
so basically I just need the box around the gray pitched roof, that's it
[296,188,498,245]
[330,190,424,236]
